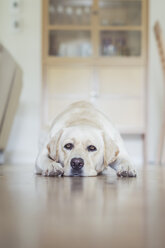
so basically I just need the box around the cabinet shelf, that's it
[44,57,145,67]
[98,26,142,31]
[48,25,142,31]
[48,25,92,30]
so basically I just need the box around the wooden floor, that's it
[0,164,165,248]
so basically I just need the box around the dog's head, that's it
[47,126,119,176]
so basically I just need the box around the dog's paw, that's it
[42,162,64,177]
[117,164,137,178]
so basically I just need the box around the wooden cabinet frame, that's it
[42,0,149,164]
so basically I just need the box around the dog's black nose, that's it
[70,158,84,170]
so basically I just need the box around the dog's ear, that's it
[47,129,63,161]
[103,132,119,167]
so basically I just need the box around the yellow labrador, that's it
[36,101,136,177]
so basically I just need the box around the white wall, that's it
[0,0,164,164]
[0,0,41,163]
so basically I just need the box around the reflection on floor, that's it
[0,164,165,248]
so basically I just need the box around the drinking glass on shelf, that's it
[49,0,92,26]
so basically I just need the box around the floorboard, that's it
[0,164,165,248]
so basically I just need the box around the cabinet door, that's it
[99,0,142,26]
[46,66,92,94]
[49,0,93,26]
[97,66,145,131]
[48,0,93,57]
[49,30,92,57]
[100,31,141,57]
[98,0,142,58]
[44,66,93,123]
[97,98,144,131]
[98,67,144,96]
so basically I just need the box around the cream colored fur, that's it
[35,101,136,177]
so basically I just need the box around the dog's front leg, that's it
[109,153,137,178]
[35,147,64,177]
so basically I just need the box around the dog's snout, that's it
[70,158,84,170]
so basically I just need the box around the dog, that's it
[35,101,137,177]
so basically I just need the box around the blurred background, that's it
[0,0,165,167]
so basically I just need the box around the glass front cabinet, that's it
[42,0,148,137]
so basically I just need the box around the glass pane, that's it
[100,31,141,56]
[99,0,142,26]
[49,30,92,57]
[49,0,92,25]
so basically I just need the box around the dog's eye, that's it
[64,143,74,150]
[87,145,97,152]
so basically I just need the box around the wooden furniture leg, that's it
[154,22,165,165]
[157,107,165,165]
